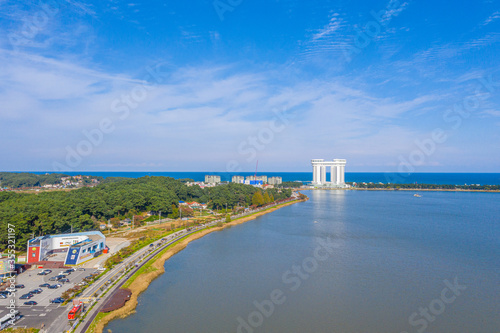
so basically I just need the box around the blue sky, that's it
[1,0,499,172]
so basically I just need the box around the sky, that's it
[1,0,499,173]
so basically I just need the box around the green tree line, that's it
[0,176,292,251]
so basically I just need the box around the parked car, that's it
[50,297,65,304]
[48,284,62,289]
[24,301,37,305]
[15,284,25,289]
[84,275,93,280]
[20,294,33,299]
[77,267,85,271]
[29,289,43,294]
[49,276,60,281]
[39,283,51,288]
[59,278,70,283]
[63,269,73,274]
[56,274,66,278]
[0,294,6,299]
[77,281,86,286]
[37,271,48,276]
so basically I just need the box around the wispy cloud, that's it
[482,11,500,26]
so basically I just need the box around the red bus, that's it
[68,303,83,320]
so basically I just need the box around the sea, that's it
[105,189,499,333]
[31,171,500,185]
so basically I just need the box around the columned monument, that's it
[311,158,346,187]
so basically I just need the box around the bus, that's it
[68,302,83,320]
[0,310,21,330]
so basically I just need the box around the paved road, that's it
[26,199,296,332]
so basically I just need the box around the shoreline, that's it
[91,197,308,333]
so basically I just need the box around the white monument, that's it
[311,158,346,187]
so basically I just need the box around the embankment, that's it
[91,197,307,333]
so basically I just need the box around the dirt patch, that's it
[101,288,132,313]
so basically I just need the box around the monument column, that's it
[321,165,326,185]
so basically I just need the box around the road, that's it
[39,198,296,332]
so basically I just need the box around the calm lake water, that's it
[105,190,499,333]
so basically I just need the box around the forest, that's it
[0,176,292,251]
[0,172,103,188]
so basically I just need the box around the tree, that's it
[263,192,271,204]
[225,214,231,223]
[252,191,265,206]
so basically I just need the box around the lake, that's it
[105,190,499,333]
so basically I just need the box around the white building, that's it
[246,175,268,183]
[268,176,282,185]
[232,175,245,183]
[27,231,106,266]
[311,159,347,187]
[205,175,221,184]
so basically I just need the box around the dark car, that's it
[39,283,51,288]
[59,278,70,283]
[57,274,67,278]
[20,293,33,299]
[24,301,38,305]
[29,288,43,294]
[84,275,93,280]
[63,269,74,274]
[48,284,61,289]
[15,284,25,289]
[50,297,65,304]
[0,294,7,299]
[37,271,48,275]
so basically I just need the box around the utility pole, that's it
[158,211,161,225]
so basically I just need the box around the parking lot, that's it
[0,267,98,328]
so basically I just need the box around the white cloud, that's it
[482,11,500,26]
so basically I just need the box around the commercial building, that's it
[268,176,282,185]
[232,175,245,183]
[205,175,221,184]
[27,231,106,266]
[311,158,347,187]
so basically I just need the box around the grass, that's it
[3,329,40,333]
[86,312,107,333]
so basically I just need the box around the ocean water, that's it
[105,190,499,333]
[31,171,500,185]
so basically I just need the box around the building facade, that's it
[246,175,268,183]
[232,175,245,183]
[311,159,347,187]
[27,231,106,265]
[268,176,282,185]
[205,175,221,184]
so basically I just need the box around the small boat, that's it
[414,194,422,197]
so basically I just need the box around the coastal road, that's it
[42,198,296,332]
